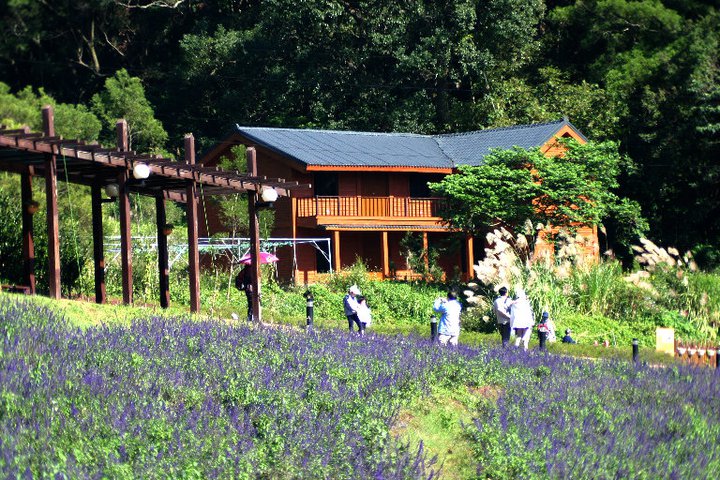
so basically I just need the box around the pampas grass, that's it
[463,227,719,343]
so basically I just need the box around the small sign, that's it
[656,327,675,355]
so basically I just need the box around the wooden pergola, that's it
[0,105,309,317]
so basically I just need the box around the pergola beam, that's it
[0,107,311,314]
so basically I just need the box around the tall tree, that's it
[91,69,168,152]
[429,140,647,255]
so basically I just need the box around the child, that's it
[537,311,551,349]
[355,295,372,335]
[561,328,576,344]
[538,311,557,343]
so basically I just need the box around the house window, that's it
[314,172,338,196]
[409,173,438,197]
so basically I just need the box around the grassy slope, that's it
[391,385,496,479]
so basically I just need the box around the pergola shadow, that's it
[0,105,309,317]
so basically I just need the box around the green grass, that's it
[392,385,485,479]
[1,290,684,368]
[0,292,196,329]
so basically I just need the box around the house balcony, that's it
[296,196,447,229]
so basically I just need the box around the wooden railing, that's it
[297,196,445,218]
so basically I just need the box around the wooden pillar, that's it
[333,230,341,273]
[422,231,429,271]
[185,134,200,313]
[156,196,170,309]
[247,147,262,322]
[466,234,475,281]
[117,120,133,305]
[21,172,36,294]
[381,231,390,278]
[42,106,60,299]
[91,184,106,304]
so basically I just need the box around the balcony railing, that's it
[297,196,445,218]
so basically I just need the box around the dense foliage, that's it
[2,295,720,478]
[0,0,718,257]
[463,229,720,346]
[428,140,647,251]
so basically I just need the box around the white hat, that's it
[349,285,361,295]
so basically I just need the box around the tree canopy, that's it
[429,140,648,254]
[0,0,718,261]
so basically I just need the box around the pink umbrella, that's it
[239,251,279,265]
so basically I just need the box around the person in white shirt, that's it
[433,291,462,346]
[492,286,512,347]
[509,287,534,351]
[355,295,371,335]
[343,285,362,333]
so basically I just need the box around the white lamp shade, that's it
[104,183,119,198]
[260,187,279,203]
[133,163,150,180]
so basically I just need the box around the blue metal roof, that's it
[234,119,586,169]
[435,119,587,167]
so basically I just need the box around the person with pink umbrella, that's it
[235,251,279,321]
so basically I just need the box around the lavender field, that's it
[1,296,719,479]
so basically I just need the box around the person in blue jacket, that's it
[433,290,462,346]
[562,328,577,344]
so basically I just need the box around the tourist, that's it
[562,328,577,344]
[433,290,462,346]
[537,311,554,350]
[509,287,534,350]
[235,265,254,321]
[356,295,371,335]
[492,286,512,347]
[343,285,362,333]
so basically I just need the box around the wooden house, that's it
[200,119,595,284]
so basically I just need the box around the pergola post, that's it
[422,232,429,272]
[247,147,262,322]
[20,171,36,294]
[185,134,200,313]
[42,105,60,299]
[381,231,390,278]
[91,183,106,304]
[117,119,133,305]
[333,231,341,272]
[156,196,170,309]
[466,234,475,281]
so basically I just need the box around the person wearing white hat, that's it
[562,328,576,344]
[344,285,362,333]
[509,287,534,350]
